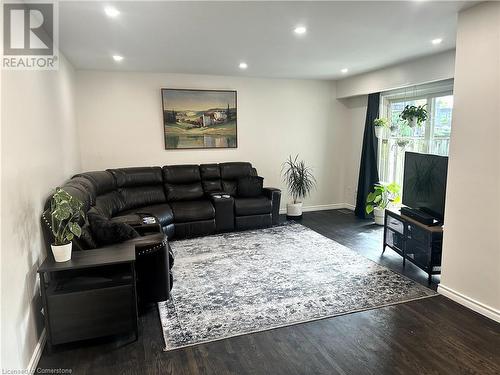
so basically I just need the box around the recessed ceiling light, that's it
[341,68,349,74]
[294,26,307,35]
[431,38,443,45]
[104,6,120,18]
[239,62,248,70]
[112,55,124,62]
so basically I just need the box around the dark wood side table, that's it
[38,244,139,351]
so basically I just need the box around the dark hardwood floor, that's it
[38,210,500,375]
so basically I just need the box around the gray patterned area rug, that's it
[158,223,436,351]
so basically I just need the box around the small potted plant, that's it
[365,182,401,225]
[282,155,316,219]
[373,118,390,139]
[49,187,84,262]
[400,104,428,127]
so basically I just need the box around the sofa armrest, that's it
[263,188,281,225]
[130,233,173,302]
[131,233,168,256]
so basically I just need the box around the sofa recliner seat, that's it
[234,196,272,216]
[170,200,215,223]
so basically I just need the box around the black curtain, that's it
[354,92,380,219]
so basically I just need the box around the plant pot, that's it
[374,127,389,139]
[407,117,418,128]
[373,207,385,225]
[287,202,303,220]
[51,242,72,262]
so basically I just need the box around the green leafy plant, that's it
[50,188,84,245]
[400,104,428,125]
[373,118,389,127]
[282,155,317,204]
[365,182,401,214]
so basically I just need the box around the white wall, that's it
[1,55,81,369]
[336,50,455,99]
[76,71,348,210]
[438,2,500,322]
[338,96,368,207]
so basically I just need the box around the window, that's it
[378,80,454,187]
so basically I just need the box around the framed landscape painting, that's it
[161,88,237,149]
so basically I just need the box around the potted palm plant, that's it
[282,155,316,219]
[365,182,401,225]
[49,187,84,262]
[400,104,428,127]
[373,118,389,139]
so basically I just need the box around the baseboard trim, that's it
[27,329,46,372]
[279,203,354,215]
[437,284,500,323]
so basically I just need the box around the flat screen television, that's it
[402,152,449,221]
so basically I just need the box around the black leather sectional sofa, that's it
[70,162,280,241]
[41,162,281,303]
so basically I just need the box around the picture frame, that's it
[161,88,238,150]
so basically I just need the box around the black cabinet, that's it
[383,208,443,284]
[38,246,139,349]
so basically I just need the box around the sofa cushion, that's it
[170,200,215,223]
[74,171,116,195]
[65,177,97,206]
[88,211,140,246]
[200,164,221,180]
[220,162,253,180]
[222,180,238,196]
[163,165,201,184]
[202,179,222,194]
[109,167,163,187]
[234,196,272,216]
[119,186,166,209]
[238,176,264,198]
[118,203,174,226]
[165,183,204,201]
[78,221,98,249]
[94,191,125,218]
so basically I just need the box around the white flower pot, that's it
[287,202,303,219]
[374,127,388,139]
[51,243,72,262]
[407,117,418,128]
[373,207,385,226]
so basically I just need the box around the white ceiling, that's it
[59,1,472,79]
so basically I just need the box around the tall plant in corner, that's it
[50,188,84,262]
[282,155,316,219]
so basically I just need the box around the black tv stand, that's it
[383,208,443,284]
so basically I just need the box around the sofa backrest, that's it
[49,162,257,214]
[73,171,123,218]
[108,167,166,210]
[162,165,204,201]
[219,162,255,196]
[200,164,222,194]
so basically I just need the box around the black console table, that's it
[38,244,139,350]
[383,208,443,284]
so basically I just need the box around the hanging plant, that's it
[373,118,389,139]
[396,139,411,148]
[400,104,428,127]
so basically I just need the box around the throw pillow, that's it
[237,176,264,198]
[88,212,140,246]
[79,222,98,249]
